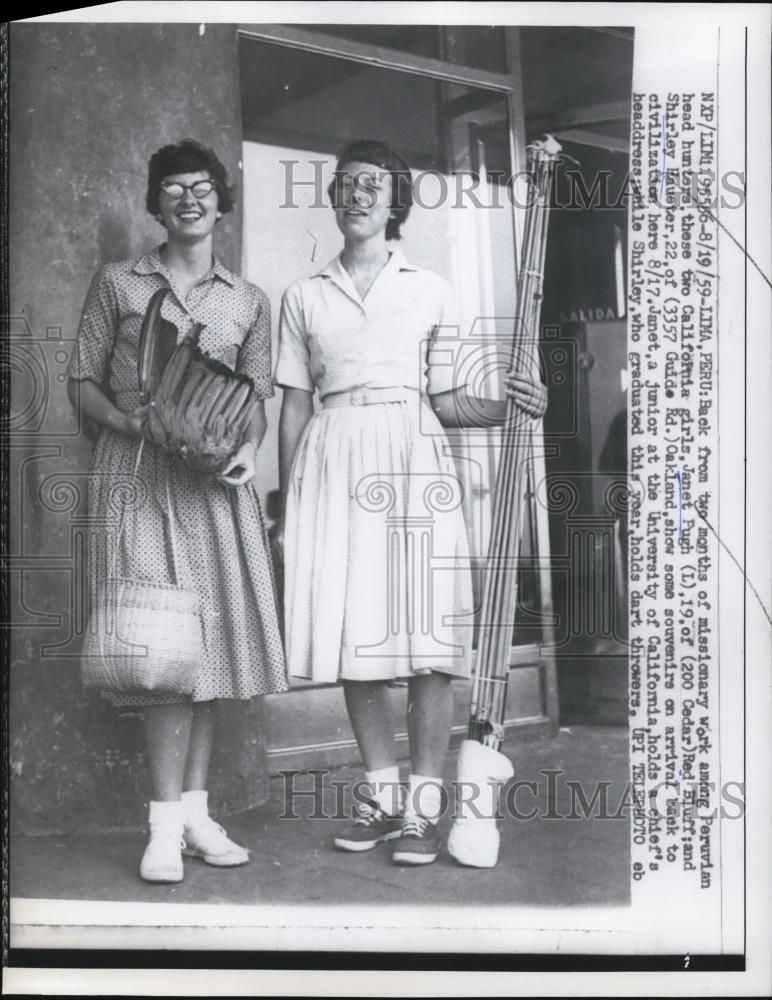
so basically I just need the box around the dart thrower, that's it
[447,136,563,868]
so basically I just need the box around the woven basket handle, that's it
[109,434,212,664]
[110,436,184,586]
[164,463,184,587]
[110,437,146,579]
[162,456,211,656]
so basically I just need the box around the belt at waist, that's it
[321,386,420,409]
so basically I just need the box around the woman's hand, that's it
[430,374,547,429]
[504,370,548,420]
[218,440,257,488]
[123,404,150,439]
[68,379,156,440]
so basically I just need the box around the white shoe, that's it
[140,800,186,883]
[183,817,250,867]
[140,832,185,883]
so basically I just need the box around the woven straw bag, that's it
[81,439,203,695]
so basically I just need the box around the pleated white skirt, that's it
[284,397,475,682]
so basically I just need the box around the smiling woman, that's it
[158,173,221,242]
[66,138,287,885]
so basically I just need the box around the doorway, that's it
[238,27,557,771]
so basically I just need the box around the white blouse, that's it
[274,250,468,398]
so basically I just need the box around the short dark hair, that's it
[328,139,413,241]
[146,139,236,217]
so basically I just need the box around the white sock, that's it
[181,789,209,826]
[148,799,185,832]
[364,766,402,816]
[406,773,443,824]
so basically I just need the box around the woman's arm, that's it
[427,280,546,429]
[68,268,145,435]
[430,370,547,429]
[67,377,147,438]
[278,387,315,510]
[218,400,267,487]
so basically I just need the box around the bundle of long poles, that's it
[467,136,562,751]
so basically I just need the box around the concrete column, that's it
[9,22,269,833]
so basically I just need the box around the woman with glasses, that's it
[276,139,546,866]
[67,139,286,883]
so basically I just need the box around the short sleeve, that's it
[274,284,314,392]
[426,279,469,396]
[236,287,274,400]
[67,267,118,385]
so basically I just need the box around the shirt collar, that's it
[315,247,419,280]
[388,248,419,272]
[132,245,236,287]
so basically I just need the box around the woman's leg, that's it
[391,672,453,863]
[139,702,192,882]
[143,702,193,800]
[406,671,454,778]
[334,680,403,850]
[179,700,250,868]
[343,679,397,770]
[182,700,216,792]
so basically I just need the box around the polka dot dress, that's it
[69,248,288,706]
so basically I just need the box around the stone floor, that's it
[10,726,630,910]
